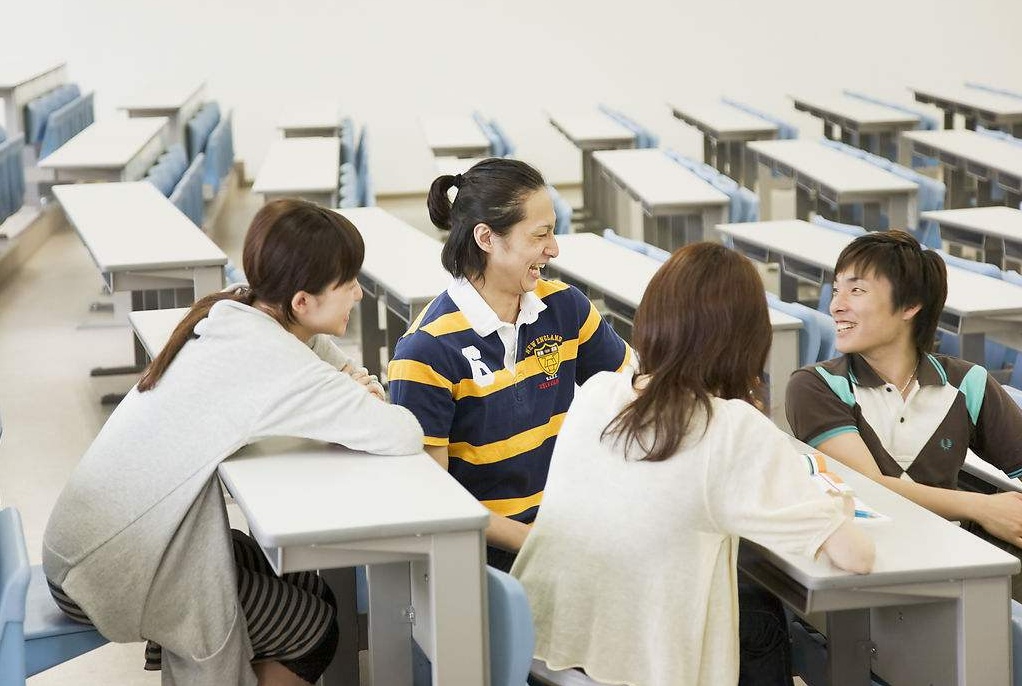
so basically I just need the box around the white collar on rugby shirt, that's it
[447,277,547,336]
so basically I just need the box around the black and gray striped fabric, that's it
[48,530,339,684]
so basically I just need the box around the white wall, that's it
[6,0,1021,194]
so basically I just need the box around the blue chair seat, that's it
[24,568,108,676]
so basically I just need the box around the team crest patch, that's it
[525,334,564,379]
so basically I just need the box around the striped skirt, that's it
[49,530,339,684]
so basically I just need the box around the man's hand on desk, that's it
[974,491,1022,548]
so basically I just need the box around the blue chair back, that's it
[487,567,534,686]
[491,120,515,157]
[340,117,356,166]
[186,102,221,160]
[547,185,572,235]
[39,92,94,158]
[159,144,188,180]
[170,152,206,228]
[766,294,824,366]
[934,252,1012,368]
[0,124,6,143]
[353,127,374,207]
[0,135,26,226]
[811,215,868,238]
[202,111,234,194]
[145,161,177,197]
[721,98,798,139]
[25,84,80,146]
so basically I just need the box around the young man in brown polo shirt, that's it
[786,229,1022,598]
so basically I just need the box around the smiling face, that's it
[481,188,559,295]
[830,267,920,358]
[294,276,364,338]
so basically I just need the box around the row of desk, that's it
[252,135,340,207]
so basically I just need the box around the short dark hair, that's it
[603,243,772,462]
[427,158,546,280]
[834,229,947,354]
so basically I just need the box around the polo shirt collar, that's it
[447,277,546,337]
[847,353,947,388]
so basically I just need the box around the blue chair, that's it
[170,153,205,227]
[843,90,940,166]
[547,185,572,235]
[811,215,868,238]
[603,228,668,260]
[186,102,221,161]
[339,117,356,166]
[39,93,94,159]
[721,98,799,139]
[202,112,234,194]
[0,507,108,684]
[597,105,657,149]
[223,259,246,286]
[146,161,178,197]
[354,127,374,207]
[472,112,504,157]
[934,251,1013,368]
[0,135,26,226]
[0,124,6,143]
[1003,269,1022,288]
[491,120,515,158]
[766,294,824,366]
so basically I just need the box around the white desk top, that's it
[0,60,66,90]
[911,85,1022,118]
[553,233,801,331]
[922,206,1022,243]
[901,129,1022,178]
[129,307,188,358]
[337,207,451,305]
[252,137,340,195]
[790,93,920,128]
[37,117,168,170]
[53,182,226,271]
[717,220,1022,318]
[747,140,918,195]
[218,438,489,547]
[592,149,729,211]
[754,443,1020,589]
[546,110,637,147]
[119,81,206,112]
[668,101,778,137]
[434,156,488,177]
[419,115,490,153]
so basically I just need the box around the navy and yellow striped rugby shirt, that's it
[388,279,632,523]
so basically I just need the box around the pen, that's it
[854,509,879,519]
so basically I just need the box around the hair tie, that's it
[452,173,464,187]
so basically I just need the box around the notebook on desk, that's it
[802,451,890,523]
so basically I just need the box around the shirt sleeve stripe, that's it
[387,359,454,391]
[481,490,545,518]
[577,303,602,345]
[807,425,860,448]
[424,435,449,447]
[449,413,567,465]
[615,344,634,373]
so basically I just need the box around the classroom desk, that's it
[922,206,1022,269]
[252,136,340,207]
[434,156,488,177]
[900,129,1022,209]
[546,110,637,219]
[277,104,342,138]
[37,117,169,183]
[419,115,491,158]
[0,60,67,139]
[912,84,1022,134]
[590,148,729,251]
[790,93,919,155]
[717,219,1022,365]
[218,439,491,686]
[53,182,225,396]
[336,207,450,379]
[547,233,802,431]
[128,306,188,359]
[120,81,206,148]
[739,442,1019,686]
[746,139,918,229]
[668,100,778,188]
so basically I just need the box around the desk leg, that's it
[716,140,728,175]
[944,110,955,130]
[727,142,745,186]
[427,530,488,686]
[581,150,595,219]
[945,166,969,209]
[91,291,147,379]
[823,122,836,140]
[826,609,873,686]
[365,562,413,686]
[957,576,1012,685]
[756,160,775,219]
[703,134,714,166]
[385,308,411,372]
[359,290,385,379]
[767,329,798,432]
[795,185,813,221]
[885,192,915,232]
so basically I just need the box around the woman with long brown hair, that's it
[41,199,423,686]
[513,243,874,686]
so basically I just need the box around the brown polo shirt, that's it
[786,353,1022,489]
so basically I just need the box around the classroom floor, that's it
[1,184,802,684]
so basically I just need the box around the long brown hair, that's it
[602,243,772,462]
[137,200,365,391]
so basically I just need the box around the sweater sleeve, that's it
[307,334,354,371]
[706,401,846,559]
[252,355,424,455]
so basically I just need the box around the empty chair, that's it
[597,105,658,148]
[202,111,234,194]
[0,124,6,142]
[170,153,205,228]
[25,84,81,146]
[811,215,868,238]
[934,251,1013,368]
[766,294,824,366]
[0,135,26,225]
[547,185,572,235]
[39,92,95,159]
[146,161,178,197]
[0,507,108,684]
[354,127,374,207]
[602,228,667,259]
[186,101,221,161]
[843,90,940,165]
[721,98,799,139]
[339,117,356,166]
[491,121,515,157]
